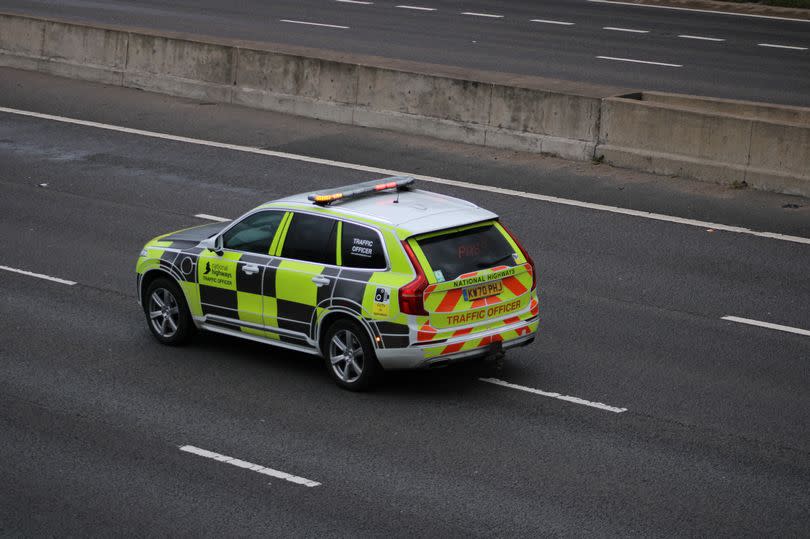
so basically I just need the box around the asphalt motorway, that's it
[1,0,810,105]
[1,69,810,535]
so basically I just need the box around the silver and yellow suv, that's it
[136,177,538,390]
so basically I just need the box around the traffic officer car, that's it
[136,177,539,390]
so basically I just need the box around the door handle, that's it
[242,264,260,275]
[312,276,331,287]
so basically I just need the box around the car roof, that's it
[262,188,498,237]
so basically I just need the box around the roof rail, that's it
[308,176,415,206]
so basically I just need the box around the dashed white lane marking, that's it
[530,18,575,25]
[336,0,372,4]
[2,106,808,246]
[678,34,725,42]
[395,5,436,10]
[195,213,231,222]
[603,26,649,33]
[0,264,76,285]
[280,19,349,29]
[587,0,810,23]
[597,55,682,67]
[461,12,503,18]
[179,445,321,487]
[721,316,810,337]
[480,378,628,413]
[758,43,808,50]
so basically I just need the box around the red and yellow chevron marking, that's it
[417,322,437,342]
[434,288,463,313]
[421,292,539,360]
[440,327,474,355]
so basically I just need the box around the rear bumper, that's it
[376,316,538,370]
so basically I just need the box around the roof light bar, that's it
[308,176,414,205]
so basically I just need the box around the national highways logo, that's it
[201,261,233,287]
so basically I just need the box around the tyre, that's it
[323,319,380,391]
[143,277,195,345]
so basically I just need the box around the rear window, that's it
[281,213,337,265]
[417,224,516,282]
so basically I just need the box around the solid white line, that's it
[395,5,436,10]
[0,264,77,285]
[480,378,628,413]
[336,0,372,4]
[678,34,725,42]
[280,19,349,29]
[721,316,810,337]
[587,0,810,23]
[603,26,649,33]
[195,213,231,222]
[461,12,503,18]
[530,19,575,26]
[179,445,321,487]
[597,55,682,67]
[758,43,808,50]
[1,106,808,246]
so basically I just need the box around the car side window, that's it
[222,211,284,255]
[341,222,386,270]
[280,213,337,265]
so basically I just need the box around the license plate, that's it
[463,280,502,301]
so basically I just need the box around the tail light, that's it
[502,224,537,291]
[399,241,429,316]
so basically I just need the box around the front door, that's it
[197,210,285,335]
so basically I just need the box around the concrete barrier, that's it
[0,12,613,162]
[597,93,810,197]
[1,12,807,197]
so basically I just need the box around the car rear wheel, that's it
[144,277,194,345]
[324,319,379,391]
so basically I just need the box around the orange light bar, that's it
[308,176,414,205]
[313,193,344,203]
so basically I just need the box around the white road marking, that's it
[597,55,682,67]
[678,34,725,42]
[721,316,810,337]
[280,19,349,29]
[603,26,649,33]
[0,264,76,285]
[395,5,436,10]
[480,378,628,413]
[587,0,810,23]
[336,0,372,4]
[530,18,575,25]
[461,12,503,18]
[195,213,231,222]
[758,43,808,51]
[1,106,808,246]
[179,445,321,487]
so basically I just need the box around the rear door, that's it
[270,212,339,344]
[409,222,533,332]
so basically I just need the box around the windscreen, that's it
[417,224,515,282]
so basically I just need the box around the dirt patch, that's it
[614,0,810,18]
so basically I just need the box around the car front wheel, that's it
[144,277,194,345]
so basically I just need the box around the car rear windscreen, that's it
[417,224,515,282]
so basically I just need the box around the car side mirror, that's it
[200,235,224,256]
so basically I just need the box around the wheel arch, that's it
[316,309,379,356]
[139,268,185,305]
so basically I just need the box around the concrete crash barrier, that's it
[598,93,810,197]
[0,12,613,162]
[1,12,807,196]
